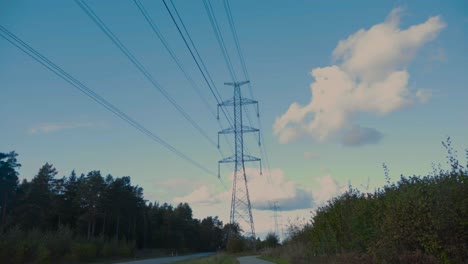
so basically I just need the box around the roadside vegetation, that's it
[0,152,232,263]
[257,255,288,264]
[173,253,239,264]
[263,138,467,264]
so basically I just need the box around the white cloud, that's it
[174,184,222,205]
[247,168,313,211]
[173,168,313,211]
[173,169,346,238]
[174,168,346,212]
[29,122,96,134]
[312,174,346,205]
[274,8,445,143]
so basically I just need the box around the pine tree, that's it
[0,151,21,231]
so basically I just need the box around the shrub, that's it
[71,242,97,261]
[36,243,51,264]
[101,242,115,257]
[266,139,467,263]
[226,237,245,253]
[118,242,134,258]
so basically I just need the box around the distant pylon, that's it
[272,201,280,236]
[218,80,262,240]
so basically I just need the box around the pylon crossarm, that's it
[242,126,259,133]
[219,156,235,163]
[219,126,259,135]
[220,98,257,106]
[243,155,260,162]
[239,97,258,105]
[219,98,234,107]
[224,80,249,86]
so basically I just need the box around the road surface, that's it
[237,256,275,264]
[118,252,215,264]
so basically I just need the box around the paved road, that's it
[237,256,275,264]
[118,252,215,264]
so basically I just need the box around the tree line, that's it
[266,138,467,264]
[0,152,232,263]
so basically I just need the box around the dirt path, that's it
[118,252,215,264]
[237,256,275,264]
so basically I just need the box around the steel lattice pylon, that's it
[217,81,262,240]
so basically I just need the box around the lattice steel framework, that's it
[217,80,262,240]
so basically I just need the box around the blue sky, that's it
[1,0,467,237]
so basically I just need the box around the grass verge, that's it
[90,249,184,264]
[258,255,289,264]
[173,253,239,264]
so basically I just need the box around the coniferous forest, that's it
[0,152,229,263]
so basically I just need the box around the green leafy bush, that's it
[267,139,467,263]
[71,242,97,261]
[226,236,245,253]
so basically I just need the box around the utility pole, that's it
[218,80,262,242]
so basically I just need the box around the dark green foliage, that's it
[0,151,21,231]
[71,242,97,261]
[268,139,467,263]
[226,236,245,253]
[0,153,229,263]
[263,232,280,248]
[0,225,136,263]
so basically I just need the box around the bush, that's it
[0,226,139,263]
[266,139,467,263]
[71,242,97,261]
[35,243,51,264]
[45,226,73,260]
[118,242,135,258]
[101,242,115,257]
[264,232,280,248]
[226,237,245,253]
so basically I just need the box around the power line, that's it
[202,0,237,83]
[0,24,221,180]
[224,0,253,99]
[202,0,257,139]
[162,0,233,127]
[223,0,273,181]
[199,0,261,157]
[133,0,234,155]
[75,0,217,149]
[133,0,216,120]
[162,0,241,161]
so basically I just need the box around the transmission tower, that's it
[271,201,280,236]
[218,80,262,240]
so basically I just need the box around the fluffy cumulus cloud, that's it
[274,8,445,144]
[246,168,313,211]
[173,168,346,212]
[312,174,346,205]
[174,184,223,205]
[174,168,313,211]
[173,170,346,238]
